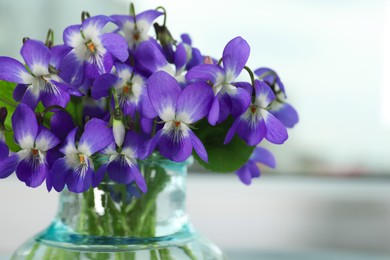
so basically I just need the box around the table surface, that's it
[2,176,390,258]
[227,250,390,260]
[2,250,390,260]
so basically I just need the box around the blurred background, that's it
[1,0,390,259]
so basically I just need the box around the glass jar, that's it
[12,154,225,259]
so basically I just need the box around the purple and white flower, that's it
[224,80,288,146]
[61,15,129,84]
[92,63,154,118]
[93,131,147,192]
[0,107,13,178]
[255,67,299,128]
[51,118,113,193]
[0,136,7,161]
[186,36,251,125]
[135,39,202,85]
[135,41,186,84]
[50,110,76,141]
[0,7,298,191]
[146,71,213,162]
[180,34,203,71]
[111,10,162,50]
[0,104,60,187]
[0,40,82,109]
[236,147,275,185]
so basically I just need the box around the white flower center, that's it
[241,104,263,128]
[163,120,190,143]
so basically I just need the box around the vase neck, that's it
[53,157,192,239]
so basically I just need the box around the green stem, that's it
[150,250,159,260]
[87,189,99,234]
[0,97,16,107]
[81,11,91,21]
[132,164,171,236]
[180,246,198,260]
[111,88,120,110]
[107,193,131,235]
[102,191,114,235]
[42,247,54,260]
[45,29,54,48]
[159,248,174,260]
[25,243,40,260]
[133,195,157,235]
[130,3,137,26]
[156,6,167,26]
[77,192,88,232]
[243,66,255,87]
[41,105,69,117]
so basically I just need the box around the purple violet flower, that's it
[254,67,299,128]
[0,104,60,187]
[0,40,82,109]
[111,10,162,50]
[0,108,13,178]
[92,63,155,118]
[186,36,251,125]
[0,138,7,161]
[50,110,76,141]
[60,15,129,85]
[0,154,17,180]
[93,131,147,192]
[224,80,288,146]
[180,34,203,71]
[236,147,275,185]
[146,71,213,162]
[135,42,166,75]
[51,118,113,193]
[135,39,199,86]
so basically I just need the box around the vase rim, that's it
[139,153,194,167]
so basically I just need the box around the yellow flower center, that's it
[79,154,86,164]
[86,41,96,53]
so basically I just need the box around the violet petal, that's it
[176,82,213,124]
[12,104,38,149]
[0,57,32,84]
[16,157,48,188]
[222,37,250,79]
[21,39,50,76]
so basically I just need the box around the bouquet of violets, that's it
[0,5,298,199]
[0,4,299,259]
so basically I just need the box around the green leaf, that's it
[4,130,20,152]
[0,80,17,128]
[0,80,20,152]
[192,118,255,173]
[66,96,83,127]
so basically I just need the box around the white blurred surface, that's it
[1,173,390,256]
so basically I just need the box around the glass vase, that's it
[11,154,225,259]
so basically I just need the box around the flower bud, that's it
[203,56,214,65]
[153,23,175,46]
[113,118,126,147]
